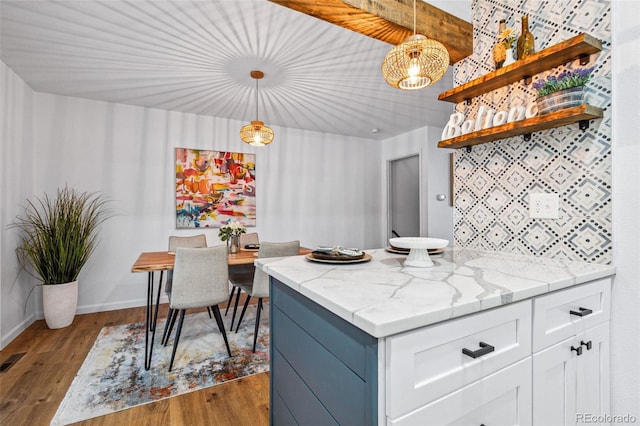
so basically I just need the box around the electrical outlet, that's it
[529,193,559,219]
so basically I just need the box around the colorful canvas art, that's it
[175,148,256,228]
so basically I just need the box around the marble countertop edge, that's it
[256,247,616,339]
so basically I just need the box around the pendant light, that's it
[381,0,449,90]
[240,70,274,146]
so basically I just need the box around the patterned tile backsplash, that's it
[451,0,612,264]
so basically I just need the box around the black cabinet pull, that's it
[571,345,583,356]
[462,342,495,359]
[570,307,593,317]
[581,340,592,350]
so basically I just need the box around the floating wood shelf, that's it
[437,104,603,149]
[438,33,602,104]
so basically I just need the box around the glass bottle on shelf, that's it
[492,18,506,69]
[517,14,535,60]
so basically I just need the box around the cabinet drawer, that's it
[532,279,611,352]
[386,300,531,418]
[388,358,532,426]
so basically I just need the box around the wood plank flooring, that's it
[0,303,270,426]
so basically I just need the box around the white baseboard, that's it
[75,295,169,315]
[1,313,36,350]
[2,296,171,349]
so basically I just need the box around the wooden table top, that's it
[131,247,312,272]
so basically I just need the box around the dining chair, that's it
[161,234,207,346]
[225,232,259,328]
[164,246,232,371]
[231,240,300,352]
[166,234,207,293]
[240,232,259,248]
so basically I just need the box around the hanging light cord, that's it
[254,78,259,122]
[413,0,416,36]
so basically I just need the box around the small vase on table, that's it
[228,235,239,254]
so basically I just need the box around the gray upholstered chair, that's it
[226,232,260,327]
[164,246,232,371]
[240,232,259,248]
[231,240,300,352]
[161,234,207,345]
[166,234,207,294]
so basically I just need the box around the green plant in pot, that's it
[11,186,113,329]
[532,66,595,115]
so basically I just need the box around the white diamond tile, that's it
[468,168,494,197]
[485,186,511,213]
[562,217,613,263]
[455,188,477,213]
[483,221,514,250]
[521,221,560,254]
[470,203,494,229]
[502,200,529,231]
[501,162,534,196]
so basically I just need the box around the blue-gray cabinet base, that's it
[270,278,378,425]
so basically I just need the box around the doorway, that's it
[388,154,420,239]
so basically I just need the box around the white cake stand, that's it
[388,237,449,268]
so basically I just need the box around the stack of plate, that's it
[306,246,372,264]
[385,246,444,255]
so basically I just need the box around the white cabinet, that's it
[386,300,531,418]
[389,358,532,426]
[532,280,611,426]
[384,278,611,426]
[532,279,610,352]
[533,323,610,425]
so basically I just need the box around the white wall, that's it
[31,91,383,312]
[380,126,454,244]
[611,0,640,419]
[1,82,388,346]
[1,62,37,347]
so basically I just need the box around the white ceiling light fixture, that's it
[381,0,450,90]
[240,70,274,146]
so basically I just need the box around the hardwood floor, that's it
[0,303,270,426]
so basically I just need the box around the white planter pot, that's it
[42,281,78,329]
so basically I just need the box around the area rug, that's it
[51,307,269,425]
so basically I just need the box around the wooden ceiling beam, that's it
[268,0,473,64]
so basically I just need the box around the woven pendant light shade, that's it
[382,34,449,90]
[240,120,274,146]
[240,70,274,146]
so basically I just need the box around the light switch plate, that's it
[529,193,559,219]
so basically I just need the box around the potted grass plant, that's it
[11,186,113,328]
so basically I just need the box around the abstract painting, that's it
[175,148,256,228]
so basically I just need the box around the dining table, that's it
[131,247,312,370]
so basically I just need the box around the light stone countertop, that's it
[255,247,616,338]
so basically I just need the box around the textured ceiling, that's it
[0,0,470,140]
